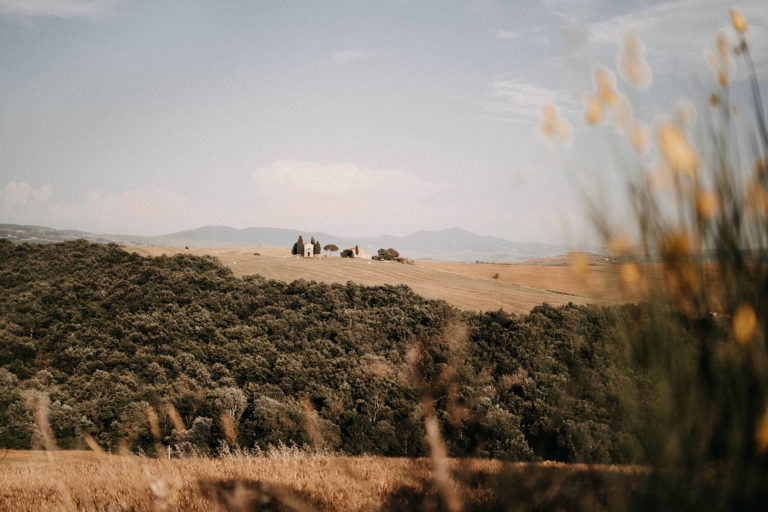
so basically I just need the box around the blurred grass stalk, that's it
[543,7,768,509]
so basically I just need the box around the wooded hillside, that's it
[1,240,652,462]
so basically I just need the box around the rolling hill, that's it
[129,245,611,313]
[1,223,572,262]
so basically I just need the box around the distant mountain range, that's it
[0,223,575,262]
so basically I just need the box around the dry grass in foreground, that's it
[0,450,647,511]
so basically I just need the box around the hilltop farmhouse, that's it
[352,247,373,259]
[291,235,375,259]
[292,235,322,257]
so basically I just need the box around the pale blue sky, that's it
[1,0,766,243]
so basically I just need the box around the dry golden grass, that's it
[413,258,735,313]
[0,450,646,511]
[127,246,609,314]
[416,261,635,302]
[132,245,738,315]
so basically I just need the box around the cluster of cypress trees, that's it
[290,235,321,256]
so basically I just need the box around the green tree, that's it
[324,244,339,256]
[213,387,247,421]
[296,235,305,256]
[377,248,400,260]
[0,239,656,461]
[0,368,33,448]
[314,240,321,256]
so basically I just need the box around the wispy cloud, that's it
[253,160,448,196]
[584,0,768,74]
[482,79,576,120]
[251,160,455,234]
[541,0,602,18]
[2,182,52,206]
[0,182,195,235]
[588,0,723,53]
[492,27,552,45]
[330,49,378,65]
[0,0,117,19]
[492,29,520,40]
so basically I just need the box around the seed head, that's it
[617,32,652,88]
[539,103,571,145]
[631,120,649,153]
[612,93,632,133]
[755,157,768,178]
[570,252,589,276]
[733,303,757,344]
[729,7,747,33]
[756,406,768,453]
[657,122,698,177]
[584,94,604,125]
[608,232,633,257]
[696,188,721,219]
[659,228,692,263]
[718,69,730,88]
[716,32,731,65]
[619,263,640,286]
[594,66,618,106]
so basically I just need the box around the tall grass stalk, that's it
[545,7,768,510]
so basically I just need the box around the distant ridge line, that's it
[0,223,579,262]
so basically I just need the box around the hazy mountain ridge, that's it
[1,223,568,262]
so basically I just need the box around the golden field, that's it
[412,259,648,304]
[128,246,630,314]
[0,450,645,511]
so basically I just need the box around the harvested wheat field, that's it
[0,451,647,511]
[127,246,611,314]
[412,259,651,304]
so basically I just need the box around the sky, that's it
[1,0,766,244]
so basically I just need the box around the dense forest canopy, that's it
[0,240,655,462]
